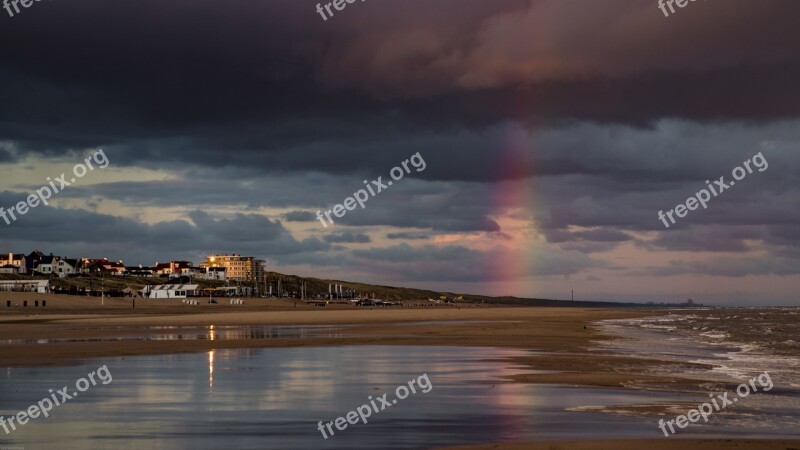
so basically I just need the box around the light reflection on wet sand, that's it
[1,341,798,450]
[0,345,672,450]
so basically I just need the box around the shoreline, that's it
[0,301,711,391]
[0,300,660,369]
[437,439,800,450]
[3,298,798,449]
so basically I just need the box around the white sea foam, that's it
[596,309,800,389]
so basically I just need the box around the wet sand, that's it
[2,293,795,449]
[0,295,710,389]
[0,294,658,376]
[439,439,800,450]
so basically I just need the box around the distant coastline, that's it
[0,272,703,308]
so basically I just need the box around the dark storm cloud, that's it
[544,228,632,244]
[0,0,526,160]
[0,147,12,162]
[386,232,429,240]
[0,0,799,292]
[322,232,371,244]
[8,118,797,261]
[186,211,284,243]
[541,226,633,254]
[0,191,329,264]
[646,227,759,253]
[557,241,620,255]
[350,243,608,282]
[57,173,501,234]
[638,257,800,278]
[349,244,491,282]
[284,211,316,222]
[1,0,799,177]
[533,121,800,231]
[767,224,800,244]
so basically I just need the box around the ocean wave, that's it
[700,331,730,340]
[597,308,800,389]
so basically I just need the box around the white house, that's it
[55,258,78,277]
[36,261,53,274]
[0,264,21,274]
[200,266,227,281]
[139,284,199,299]
[0,280,50,293]
[34,256,78,278]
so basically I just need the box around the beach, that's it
[441,440,800,450]
[1,294,798,449]
[0,293,669,376]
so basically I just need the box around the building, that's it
[0,264,21,274]
[154,263,171,276]
[214,285,254,297]
[25,250,47,274]
[205,254,264,282]
[33,254,77,277]
[0,253,26,274]
[34,255,59,275]
[54,258,78,277]
[200,266,227,281]
[139,284,199,299]
[154,261,193,277]
[81,258,127,276]
[0,280,49,293]
[127,266,155,277]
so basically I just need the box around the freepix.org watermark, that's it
[316,152,426,229]
[3,0,46,19]
[657,0,706,18]
[0,365,113,435]
[658,152,767,229]
[658,371,773,437]
[317,373,433,439]
[315,0,365,22]
[0,149,110,226]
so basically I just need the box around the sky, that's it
[0,0,798,306]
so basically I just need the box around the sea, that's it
[0,310,798,449]
[597,307,800,436]
[598,307,800,388]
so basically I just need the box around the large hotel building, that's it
[204,254,265,282]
